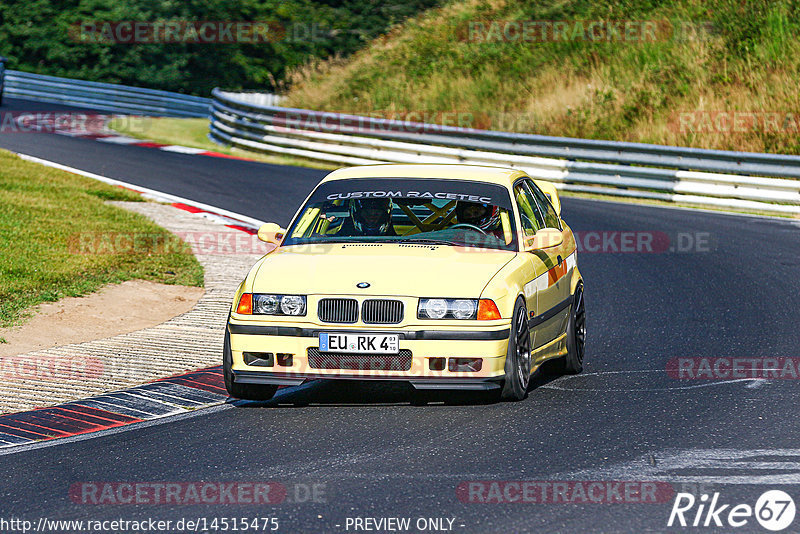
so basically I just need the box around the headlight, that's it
[451,299,477,319]
[251,293,306,316]
[253,294,279,314]
[418,298,478,320]
[280,295,306,316]
[420,298,449,319]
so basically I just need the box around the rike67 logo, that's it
[668,490,796,531]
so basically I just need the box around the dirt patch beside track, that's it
[0,280,204,357]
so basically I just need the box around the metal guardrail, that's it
[209,88,800,214]
[3,70,211,117]
[217,91,283,108]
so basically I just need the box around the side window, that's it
[526,181,561,229]
[513,183,545,237]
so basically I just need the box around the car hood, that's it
[251,243,516,297]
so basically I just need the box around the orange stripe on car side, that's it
[547,260,568,287]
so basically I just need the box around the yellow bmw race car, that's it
[224,164,585,401]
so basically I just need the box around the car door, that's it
[524,179,573,352]
[512,180,549,350]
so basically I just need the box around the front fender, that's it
[570,266,583,295]
[480,254,530,319]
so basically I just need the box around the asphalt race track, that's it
[2,98,800,532]
[0,98,323,225]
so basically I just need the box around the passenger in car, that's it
[455,201,504,239]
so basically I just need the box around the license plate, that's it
[319,333,399,354]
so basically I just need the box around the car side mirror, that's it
[257,223,286,245]
[524,228,563,251]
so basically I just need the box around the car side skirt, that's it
[528,295,573,329]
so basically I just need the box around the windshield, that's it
[283,178,518,251]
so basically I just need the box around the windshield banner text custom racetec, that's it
[306,178,514,210]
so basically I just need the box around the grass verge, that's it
[0,149,204,328]
[108,117,337,171]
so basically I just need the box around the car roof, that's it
[320,164,528,187]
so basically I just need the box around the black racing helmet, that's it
[455,201,500,231]
[350,198,393,236]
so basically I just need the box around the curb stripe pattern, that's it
[0,367,228,449]
[169,202,258,234]
[55,128,255,162]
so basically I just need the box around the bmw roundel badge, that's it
[356,282,370,288]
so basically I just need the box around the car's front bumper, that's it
[227,320,511,390]
[232,370,504,390]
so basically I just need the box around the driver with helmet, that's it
[338,198,397,236]
[454,201,502,238]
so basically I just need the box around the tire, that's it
[223,329,278,401]
[544,284,586,375]
[500,297,532,401]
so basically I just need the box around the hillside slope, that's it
[285,0,800,154]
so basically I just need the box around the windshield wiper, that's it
[395,238,462,246]
[288,238,387,245]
